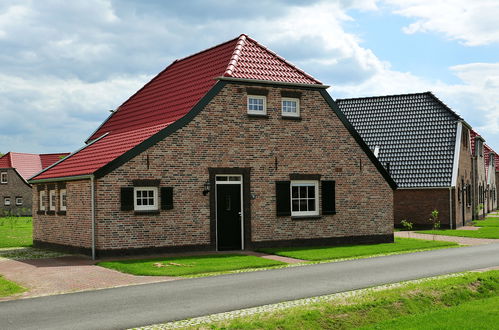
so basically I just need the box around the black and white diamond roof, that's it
[336,92,461,188]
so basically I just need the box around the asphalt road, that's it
[2,243,499,330]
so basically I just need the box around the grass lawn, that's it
[97,254,286,276]
[257,237,458,261]
[200,270,499,329]
[361,295,499,329]
[0,217,32,248]
[0,275,25,298]
[474,217,499,227]
[419,217,499,239]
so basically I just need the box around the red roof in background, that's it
[0,152,69,181]
[32,34,324,181]
[470,129,480,155]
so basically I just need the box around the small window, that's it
[49,190,56,211]
[39,190,46,211]
[290,181,319,216]
[247,95,267,115]
[134,187,158,211]
[281,98,300,117]
[15,197,23,205]
[0,172,7,184]
[4,197,10,206]
[60,189,67,211]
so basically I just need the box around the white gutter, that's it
[450,122,462,187]
[29,175,93,184]
[449,187,453,230]
[91,174,96,260]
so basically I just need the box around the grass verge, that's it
[474,217,499,227]
[0,217,32,248]
[97,254,286,276]
[418,227,499,239]
[257,237,458,261]
[188,270,499,329]
[0,275,25,298]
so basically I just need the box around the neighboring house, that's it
[0,152,69,216]
[29,34,396,257]
[337,92,473,228]
[470,130,487,219]
[484,144,498,213]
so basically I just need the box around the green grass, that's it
[0,217,32,248]
[257,237,458,261]
[474,217,499,227]
[418,227,499,239]
[97,254,286,276]
[0,275,25,297]
[360,295,499,329]
[200,271,499,329]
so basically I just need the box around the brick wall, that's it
[454,126,473,227]
[0,168,32,216]
[33,180,92,251]
[93,82,393,252]
[395,188,451,228]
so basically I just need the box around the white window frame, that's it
[4,197,10,206]
[281,97,300,117]
[60,189,67,211]
[290,180,319,217]
[49,190,56,211]
[0,172,7,184]
[247,95,267,115]
[15,197,23,206]
[134,187,158,211]
[39,190,46,211]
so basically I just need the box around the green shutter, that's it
[161,187,173,210]
[321,181,336,215]
[120,187,134,211]
[276,181,291,216]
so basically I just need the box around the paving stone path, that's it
[394,231,497,245]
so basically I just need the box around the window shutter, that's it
[161,187,173,210]
[275,181,291,216]
[321,180,336,215]
[120,187,134,211]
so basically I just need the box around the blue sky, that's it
[1,0,498,153]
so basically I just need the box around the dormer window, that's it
[282,98,300,117]
[247,95,266,115]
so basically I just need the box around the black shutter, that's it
[276,181,291,216]
[120,187,134,211]
[161,187,173,210]
[322,180,336,215]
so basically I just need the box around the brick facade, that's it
[394,188,451,228]
[454,126,473,227]
[0,168,32,216]
[33,82,394,255]
[472,144,487,219]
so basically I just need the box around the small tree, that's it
[428,209,440,240]
[400,219,413,238]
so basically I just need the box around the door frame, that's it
[215,175,243,250]
[208,168,251,251]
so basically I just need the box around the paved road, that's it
[2,243,499,330]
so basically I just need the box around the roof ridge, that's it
[223,34,246,77]
[336,91,432,102]
[243,35,323,85]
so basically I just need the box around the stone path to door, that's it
[394,231,498,245]
[0,250,304,302]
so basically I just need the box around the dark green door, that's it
[216,184,242,250]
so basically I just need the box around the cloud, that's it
[385,0,499,46]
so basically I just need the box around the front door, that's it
[216,176,242,250]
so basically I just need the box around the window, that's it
[15,197,23,205]
[0,172,7,184]
[281,98,300,117]
[247,95,266,115]
[60,189,67,211]
[39,190,46,211]
[4,197,10,206]
[134,187,158,211]
[49,190,56,211]
[291,181,319,216]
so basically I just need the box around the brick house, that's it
[483,144,498,213]
[0,152,69,216]
[29,34,396,257]
[337,92,474,228]
[470,130,488,219]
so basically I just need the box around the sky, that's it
[1,0,498,154]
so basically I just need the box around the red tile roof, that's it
[470,129,480,155]
[32,34,323,181]
[0,152,69,181]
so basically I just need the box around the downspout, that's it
[91,175,96,260]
